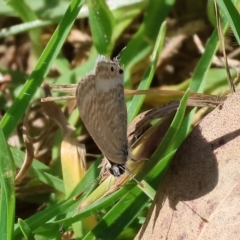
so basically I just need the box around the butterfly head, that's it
[108,163,126,177]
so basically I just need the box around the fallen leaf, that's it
[136,90,240,240]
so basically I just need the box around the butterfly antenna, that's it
[115,46,127,62]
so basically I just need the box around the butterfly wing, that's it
[76,67,128,165]
[95,57,128,163]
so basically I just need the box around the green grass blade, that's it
[181,3,231,141]
[0,128,15,240]
[137,180,156,200]
[87,0,115,54]
[0,0,85,139]
[14,198,75,238]
[7,0,43,57]
[13,157,103,238]
[0,20,53,39]
[83,186,148,240]
[121,0,175,88]
[189,0,239,97]
[0,0,145,39]
[127,21,166,123]
[190,29,221,93]
[216,0,240,45]
[18,219,35,240]
[138,89,190,181]
[176,28,223,143]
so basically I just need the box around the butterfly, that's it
[76,55,128,177]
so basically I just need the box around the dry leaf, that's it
[136,90,240,239]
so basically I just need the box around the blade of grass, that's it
[190,0,239,95]
[137,180,156,200]
[176,28,224,142]
[164,2,234,154]
[190,29,224,94]
[18,219,35,240]
[137,89,190,181]
[112,1,147,43]
[0,0,85,139]
[180,0,235,142]
[83,186,148,240]
[52,186,130,226]
[216,0,240,45]
[0,19,52,39]
[87,0,115,54]
[14,197,76,239]
[0,128,15,240]
[13,156,103,238]
[121,0,175,88]
[214,0,235,93]
[7,0,43,57]
[127,21,166,123]
[0,0,145,39]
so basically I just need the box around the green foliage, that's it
[0,0,240,239]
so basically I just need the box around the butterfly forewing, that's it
[95,57,128,159]
[76,75,118,160]
[76,57,128,167]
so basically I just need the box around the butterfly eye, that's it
[110,66,114,71]
[119,69,123,74]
